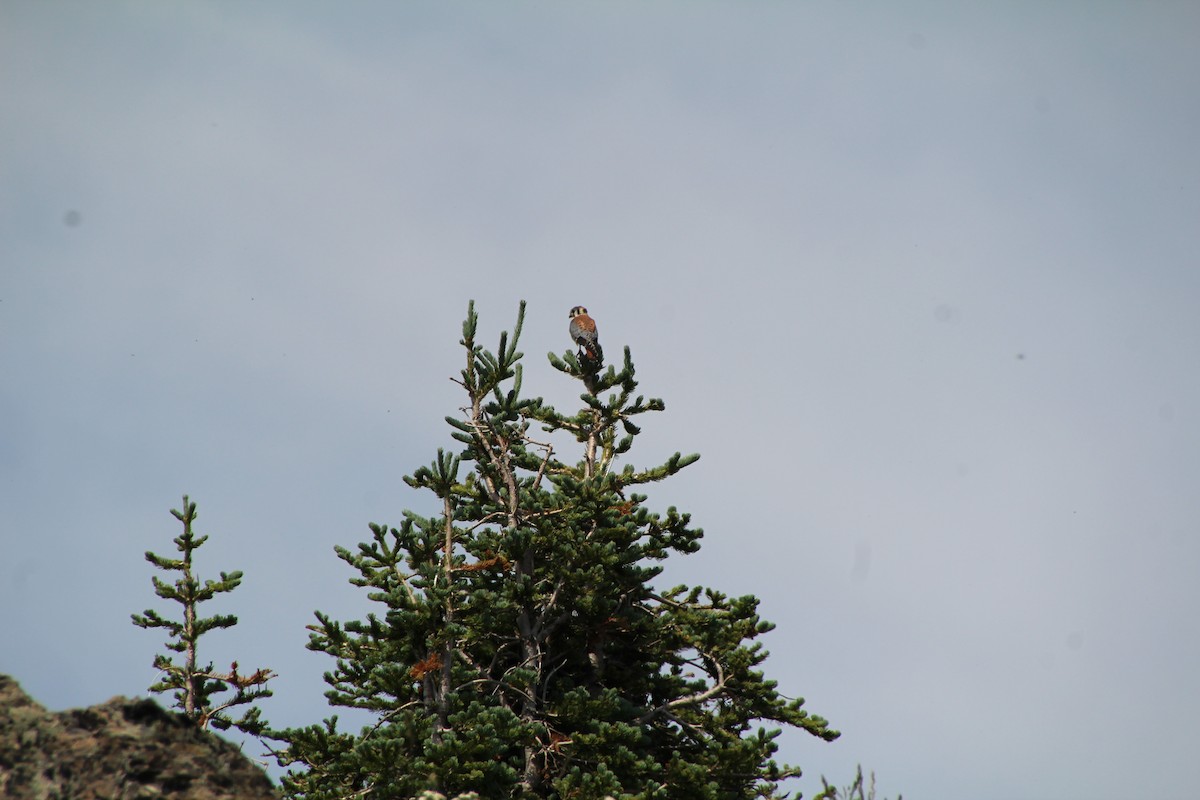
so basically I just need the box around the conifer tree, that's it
[271,302,837,799]
[132,495,275,734]
[816,765,901,800]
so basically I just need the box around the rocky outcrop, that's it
[0,674,278,799]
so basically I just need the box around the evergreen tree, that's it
[132,495,275,735]
[272,302,837,799]
[815,765,901,800]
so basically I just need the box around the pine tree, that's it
[816,765,901,800]
[271,302,837,799]
[132,495,275,735]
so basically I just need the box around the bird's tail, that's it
[580,341,603,370]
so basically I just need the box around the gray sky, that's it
[3,3,1199,798]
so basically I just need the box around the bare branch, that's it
[637,652,726,725]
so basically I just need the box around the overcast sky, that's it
[3,3,1199,799]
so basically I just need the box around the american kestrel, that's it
[568,305,603,367]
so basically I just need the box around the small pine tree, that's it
[132,495,275,735]
[271,302,837,799]
[816,765,901,800]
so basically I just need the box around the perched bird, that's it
[568,305,603,368]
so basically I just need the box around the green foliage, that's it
[270,302,837,799]
[132,495,275,735]
[815,765,901,800]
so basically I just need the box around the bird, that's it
[568,305,603,368]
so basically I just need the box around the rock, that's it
[0,674,278,799]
